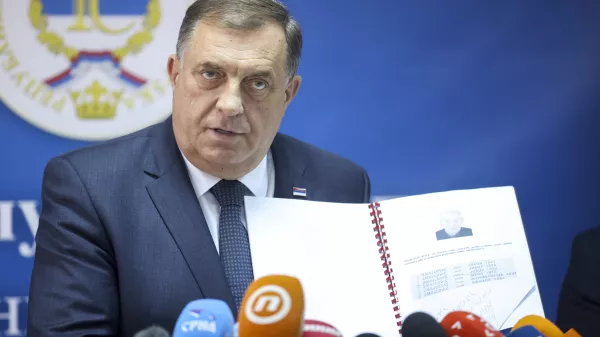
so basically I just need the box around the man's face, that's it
[441,211,463,235]
[167,20,301,178]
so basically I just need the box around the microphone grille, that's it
[402,312,447,337]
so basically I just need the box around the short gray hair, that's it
[176,0,302,79]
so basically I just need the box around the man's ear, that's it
[167,55,181,88]
[284,74,302,108]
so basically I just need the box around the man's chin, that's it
[201,148,248,166]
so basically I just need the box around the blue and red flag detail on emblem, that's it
[45,52,146,88]
[41,0,149,88]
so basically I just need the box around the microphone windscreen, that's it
[563,328,582,337]
[133,326,171,337]
[511,315,562,337]
[233,322,239,337]
[302,319,343,337]
[238,274,305,337]
[440,311,503,337]
[505,325,546,336]
[401,312,446,337]
[354,334,381,337]
[172,299,235,337]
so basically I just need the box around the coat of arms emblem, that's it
[0,0,192,140]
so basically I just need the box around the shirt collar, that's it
[180,149,269,198]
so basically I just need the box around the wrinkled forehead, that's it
[185,21,287,76]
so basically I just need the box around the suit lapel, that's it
[141,122,309,316]
[143,117,236,314]
[270,134,308,199]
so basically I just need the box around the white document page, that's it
[245,197,401,337]
[379,186,544,330]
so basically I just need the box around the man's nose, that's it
[216,82,244,117]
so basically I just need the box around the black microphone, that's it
[402,312,447,337]
[354,334,381,337]
[133,325,171,337]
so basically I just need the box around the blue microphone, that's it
[506,325,547,337]
[173,299,235,337]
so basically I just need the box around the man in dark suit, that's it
[27,1,370,336]
[556,225,600,336]
[435,210,473,241]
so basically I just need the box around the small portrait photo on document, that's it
[435,210,473,241]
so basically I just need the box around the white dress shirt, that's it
[180,149,275,253]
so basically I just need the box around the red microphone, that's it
[440,311,503,337]
[302,319,343,337]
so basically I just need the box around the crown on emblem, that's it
[69,81,122,119]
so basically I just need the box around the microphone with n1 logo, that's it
[302,319,343,337]
[440,311,503,337]
[238,274,305,337]
[172,299,235,337]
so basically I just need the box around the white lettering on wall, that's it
[0,201,39,257]
[0,297,28,336]
[0,201,15,242]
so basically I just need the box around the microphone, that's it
[511,315,563,337]
[133,326,171,337]
[302,319,343,336]
[504,326,546,336]
[238,274,305,337]
[563,328,582,337]
[172,298,235,337]
[401,312,447,337]
[354,334,381,337]
[440,311,503,337]
[233,322,239,337]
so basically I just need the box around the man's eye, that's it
[202,71,217,80]
[252,80,267,90]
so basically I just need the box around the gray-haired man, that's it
[27,1,370,335]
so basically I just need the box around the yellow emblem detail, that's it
[28,0,161,60]
[69,81,122,119]
[68,0,136,34]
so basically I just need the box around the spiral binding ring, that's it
[369,202,402,334]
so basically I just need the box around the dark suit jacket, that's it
[27,116,370,337]
[435,227,473,240]
[556,226,600,336]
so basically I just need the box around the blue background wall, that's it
[1,1,600,335]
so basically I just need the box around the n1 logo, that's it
[254,295,281,313]
[244,285,292,325]
[0,201,39,258]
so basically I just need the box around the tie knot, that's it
[211,180,252,207]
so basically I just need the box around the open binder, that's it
[245,186,545,336]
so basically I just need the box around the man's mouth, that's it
[214,128,238,135]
